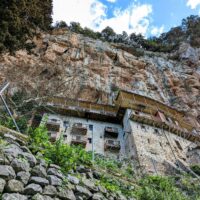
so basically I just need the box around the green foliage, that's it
[191,165,200,176]
[177,175,200,199]
[44,137,92,172]
[0,139,8,152]
[135,175,188,200]
[0,0,53,53]
[0,115,28,133]
[70,22,84,34]
[101,26,116,39]
[55,21,68,29]
[28,124,92,172]
[99,175,135,198]
[28,123,50,154]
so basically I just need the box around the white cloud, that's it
[186,0,200,9]
[106,0,117,3]
[97,4,153,35]
[151,25,164,36]
[53,0,106,29]
[53,0,153,36]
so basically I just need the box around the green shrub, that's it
[191,165,200,176]
[178,175,200,199]
[135,175,188,200]
[28,124,92,172]
[0,115,28,133]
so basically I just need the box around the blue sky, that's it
[53,0,200,37]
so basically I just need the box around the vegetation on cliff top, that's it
[0,0,200,55]
[0,0,53,52]
[55,15,200,53]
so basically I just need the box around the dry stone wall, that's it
[0,129,132,200]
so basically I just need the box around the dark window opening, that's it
[123,132,126,138]
[137,104,146,110]
[89,124,93,131]
[159,142,162,148]
[63,121,69,132]
[46,123,60,132]
[104,127,118,138]
[88,138,92,144]
[141,125,146,131]
[135,111,139,115]
[175,140,183,150]
[154,129,159,134]
[147,139,150,143]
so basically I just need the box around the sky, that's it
[53,0,200,37]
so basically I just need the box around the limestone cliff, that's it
[0,29,199,128]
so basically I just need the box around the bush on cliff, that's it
[135,175,188,200]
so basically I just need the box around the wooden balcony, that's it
[104,139,120,151]
[46,121,60,132]
[71,123,87,135]
[104,127,119,138]
[71,135,87,147]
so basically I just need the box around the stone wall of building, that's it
[124,109,198,174]
[44,113,124,158]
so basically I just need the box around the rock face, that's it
[0,29,199,128]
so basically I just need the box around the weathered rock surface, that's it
[29,176,49,186]
[6,179,24,193]
[67,175,79,185]
[75,185,93,198]
[0,178,6,193]
[32,165,47,178]
[47,168,63,179]
[47,175,62,186]
[43,185,57,197]
[16,171,31,185]
[11,158,30,172]
[0,30,199,128]
[0,165,16,180]
[24,183,43,195]
[2,193,28,200]
[32,194,54,200]
[57,187,76,200]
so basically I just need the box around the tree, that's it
[55,21,68,29]
[101,26,116,41]
[0,0,53,52]
[69,22,84,34]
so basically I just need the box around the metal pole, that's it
[92,128,95,162]
[0,94,20,132]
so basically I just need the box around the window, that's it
[63,121,69,132]
[51,119,57,122]
[154,129,159,134]
[135,111,139,115]
[141,125,146,131]
[89,124,93,131]
[147,139,150,143]
[123,132,126,138]
[175,140,183,150]
[88,138,92,144]
[63,121,69,126]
